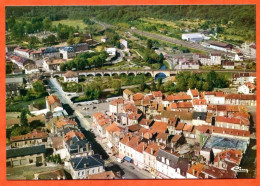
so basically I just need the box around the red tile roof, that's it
[175,122,185,130]
[187,163,204,177]
[151,121,168,133]
[134,142,147,153]
[55,118,77,128]
[10,129,48,142]
[109,99,124,106]
[215,116,249,126]
[106,122,122,135]
[47,95,61,106]
[144,141,160,156]
[128,113,142,120]
[193,99,207,105]
[88,171,116,179]
[214,149,242,165]
[189,89,199,97]
[152,91,163,97]
[133,93,144,101]
[64,130,85,142]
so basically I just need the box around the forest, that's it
[6,5,256,41]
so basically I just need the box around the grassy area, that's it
[52,19,87,32]
[6,112,20,120]
[6,97,46,112]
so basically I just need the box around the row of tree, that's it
[60,51,108,71]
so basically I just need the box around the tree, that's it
[43,17,52,30]
[156,78,162,90]
[159,53,164,64]
[33,80,45,93]
[67,32,74,45]
[150,81,156,91]
[147,39,153,49]
[20,109,28,126]
[6,63,12,74]
[112,80,121,94]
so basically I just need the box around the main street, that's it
[47,78,155,179]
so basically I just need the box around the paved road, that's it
[48,78,91,130]
[106,161,154,179]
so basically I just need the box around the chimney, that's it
[78,145,80,152]
[151,148,153,155]
[143,145,145,152]
[100,155,102,159]
[171,149,173,153]
[84,163,86,168]
[72,162,75,167]
[70,140,73,146]
[142,132,144,138]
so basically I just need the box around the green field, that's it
[52,19,87,32]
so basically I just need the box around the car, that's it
[67,94,71,96]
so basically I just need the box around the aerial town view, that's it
[5,5,256,180]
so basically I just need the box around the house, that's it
[46,95,63,112]
[30,50,42,60]
[152,91,163,102]
[213,92,226,104]
[175,122,185,135]
[171,134,186,146]
[167,117,178,135]
[88,171,116,179]
[156,133,169,145]
[120,39,128,49]
[186,163,205,178]
[232,72,256,85]
[42,58,66,72]
[54,118,77,133]
[181,33,207,42]
[133,93,144,101]
[156,149,189,179]
[50,136,67,160]
[178,60,200,70]
[6,53,37,73]
[109,99,124,113]
[187,88,199,99]
[10,129,48,148]
[14,47,32,58]
[69,155,105,179]
[92,112,110,141]
[161,111,193,124]
[238,82,256,94]
[118,134,140,162]
[192,112,208,126]
[214,149,242,169]
[6,77,24,97]
[6,145,46,167]
[65,136,93,158]
[215,116,250,131]
[194,53,222,66]
[64,71,78,83]
[143,142,160,173]
[128,113,142,125]
[6,44,18,53]
[206,41,233,52]
[151,121,168,134]
[139,118,153,129]
[170,102,193,112]
[234,52,244,61]
[225,94,256,106]
[106,48,116,56]
[34,169,66,180]
[133,142,147,169]
[192,99,207,112]
[41,47,60,59]
[105,122,124,148]
[59,46,76,59]
[123,89,134,101]
[200,165,236,179]
[222,60,234,69]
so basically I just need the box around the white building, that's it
[59,47,76,59]
[42,58,66,73]
[181,33,208,42]
[120,39,128,49]
[106,48,116,56]
[63,71,78,83]
[238,82,256,94]
[14,47,32,58]
[206,41,233,52]
[155,149,189,179]
[69,155,104,179]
